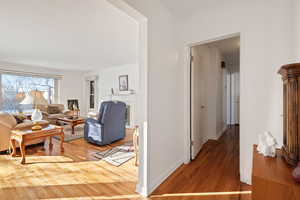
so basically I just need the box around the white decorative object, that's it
[31,109,43,121]
[20,90,48,122]
[257,131,277,157]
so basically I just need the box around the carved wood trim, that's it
[279,63,300,166]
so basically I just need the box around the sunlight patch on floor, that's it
[38,191,252,200]
[0,155,136,189]
[150,191,252,198]
[41,194,141,200]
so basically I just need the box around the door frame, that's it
[183,32,241,164]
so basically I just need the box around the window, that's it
[85,75,98,112]
[0,74,55,112]
[89,80,95,109]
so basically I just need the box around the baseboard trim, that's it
[240,175,251,185]
[136,183,148,197]
[148,159,184,195]
[215,126,228,140]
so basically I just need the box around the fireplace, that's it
[100,93,136,128]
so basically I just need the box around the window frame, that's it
[85,76,98,112]
[0,72,60,112]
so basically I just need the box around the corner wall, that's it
[122,0,184,194]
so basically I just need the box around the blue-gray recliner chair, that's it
[84,101,126,146]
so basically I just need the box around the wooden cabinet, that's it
[279,64,300,166]
[252,146,300,200]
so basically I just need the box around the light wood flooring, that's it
[0,126,251,200]
[0,129,138,200]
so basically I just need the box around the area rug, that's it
[93,142,135,166]
[53,125,84,142]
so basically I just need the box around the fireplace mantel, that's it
[100,93,137,128]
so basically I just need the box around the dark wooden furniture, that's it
[279,63,300,166]
[10,125,64,164]
[57,117,85,135]
[252,145,300,200]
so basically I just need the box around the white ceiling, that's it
[0,0,138,71]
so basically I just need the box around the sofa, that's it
[84,101,126,146]
[37,104,69,124]
[0,112,49,152]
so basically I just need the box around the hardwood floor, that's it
[0,129,139,200]
[0,126,251,200]
[150,125,251,200]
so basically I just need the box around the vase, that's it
[31,109,43,121]
[292,162,300,183]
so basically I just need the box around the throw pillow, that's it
[48,106,60,114]
[13,114,26,124]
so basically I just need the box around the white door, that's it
[191,47,206,160]
[234,74,240,124]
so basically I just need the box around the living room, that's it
[0,0,143,199]
[3,0,300,200]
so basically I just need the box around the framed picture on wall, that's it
[119,75,129,91]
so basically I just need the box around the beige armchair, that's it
[0,112,49,152]
[38,104,69,124]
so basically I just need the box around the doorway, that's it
[189,35,240,160]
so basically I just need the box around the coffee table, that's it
[10,125,64,164]
[57,117,85,135]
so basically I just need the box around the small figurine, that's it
[292,162,300,183]
[257,131,277,157]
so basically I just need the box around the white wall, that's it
[179,0,292,184]
[115,0,295,194]
[226,71,240,125]
[226,62,240,125]
[85,64,139,127]
[98,64,139,99]
[122,0,184,194]
[59,72,86,116]
[214,48,227,139]
[0,62,86,115]
[292,0,300,61]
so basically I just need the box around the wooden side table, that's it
[252,145,300,200]
[57,117,85,135]
[10,125,64,164]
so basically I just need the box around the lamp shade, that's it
[15,92,25,102]
[20,90,48,105]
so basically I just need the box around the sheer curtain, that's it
[0,73,55,112]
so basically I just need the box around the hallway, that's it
[150,126,251,200]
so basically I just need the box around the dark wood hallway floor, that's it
[149,125,252,200]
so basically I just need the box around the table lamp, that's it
[15,92,25,113]
[16,92,25,101]
[20,90,48,130]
